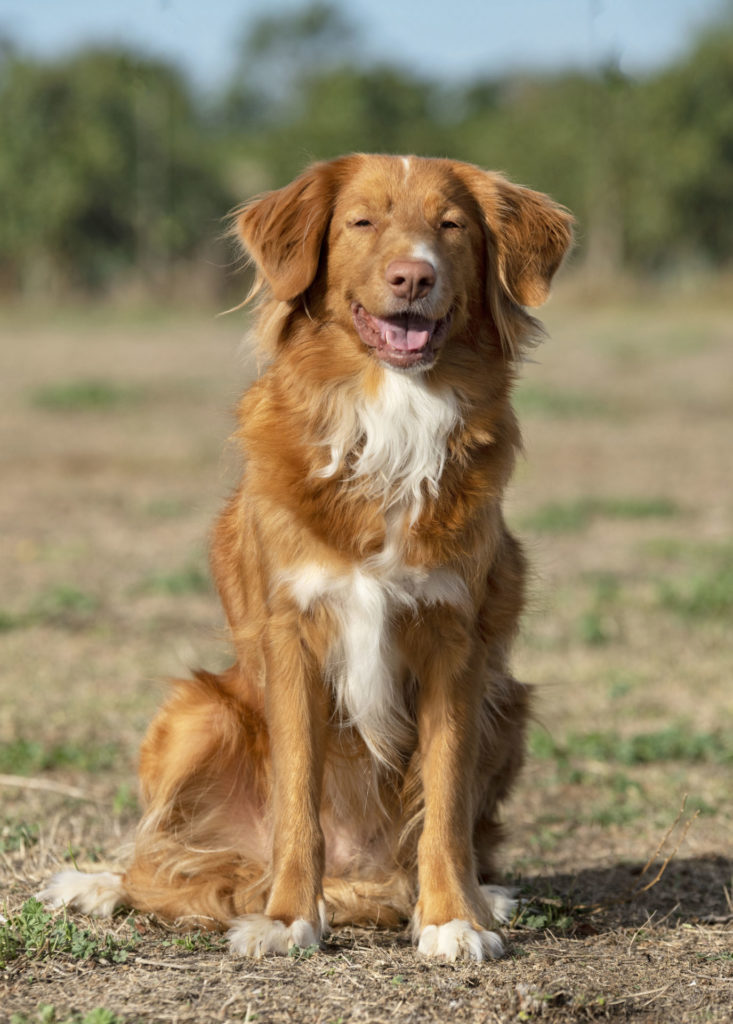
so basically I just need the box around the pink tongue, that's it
[384,323,431,351]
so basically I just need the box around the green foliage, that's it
[0,899,138,968]
[0,46,231,295]
[287,943,319,960]
[11,1005,123,1024]
[162,930,226,952]
[514,889,580,933]
[1,3,733,295]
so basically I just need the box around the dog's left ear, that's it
[453,164,574,307]
[235,156,356,302]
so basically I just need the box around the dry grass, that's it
[1,291,731,1023]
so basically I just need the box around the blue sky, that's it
[1,0,727,90]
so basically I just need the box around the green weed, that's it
[34,585,97,614]
[137,562,210,596]
[523,496,679,534]
[577,572,622,646]
[162,930,225,952]
[1,586,99,632]
[584,800,645,827]
[0,822,39,853]
[514,385,613,419]
[112,783,139,816]
[0,609,22,632]
[0,899,138,968]
[11,1006,123,1024]
[32,380,143,412]
[0,738,121,776]
[145,497,189,518]
[514,889,580,933]
[606,669,641,700]
[287,943,319,960]
[657,564,733,620]
[530,725,732,766]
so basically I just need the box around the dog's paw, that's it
[417,919,504,962]
[480,884,517,924]
[227,901,327,957]
[37,870,126,918]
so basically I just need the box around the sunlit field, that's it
[1,287,731,1023]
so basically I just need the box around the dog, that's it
[40,154,573,962]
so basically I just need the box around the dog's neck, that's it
[316,368,462,520]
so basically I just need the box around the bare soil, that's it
[1,291,731,1022]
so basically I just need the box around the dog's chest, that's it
[283,533,469,763]
[282,371,470,761]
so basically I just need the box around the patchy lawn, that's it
[1,292,731,1022]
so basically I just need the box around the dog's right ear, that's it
[235,157,356,302]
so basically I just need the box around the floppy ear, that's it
[235,157,355,302]
[493,177,574,306]
[453,164,574,307]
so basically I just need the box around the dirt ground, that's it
[1,286,731,1023]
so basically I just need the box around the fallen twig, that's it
[0,773,98,802]
[587,795,700,915]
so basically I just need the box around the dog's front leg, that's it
[412,637,504,962]
[228,611,329,956]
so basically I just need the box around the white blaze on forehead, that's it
[410,241,439,268]
[401,156,411,177]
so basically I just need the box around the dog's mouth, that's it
[351,303,451,370]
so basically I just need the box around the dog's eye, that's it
[352,219,373,228]
[440,219,462,230]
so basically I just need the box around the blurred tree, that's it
[221,1,356,131]
[250,65,451,184]
[629,21,733,270]
[1,2,732,298]
[0,47,232,295]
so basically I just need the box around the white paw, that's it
[417,919,504,962]
[37,870,126,918]
[227,901,327,958]
[480,884,517,924]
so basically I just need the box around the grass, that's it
[513,888,583,934]
[0,738,122,776]
[11,1009,124,1024]
[31,380,144,412]
[513,384,615,419]
[0,585,99,633]
[530,724,733,766]
[2,301,731,1023]
[136,561,210,596]
[0,822,39,854]
[161,931,226,953]
[0,899,138,969]
[523,496,680,534]
[144,498,190,519]
[657,564,733,620]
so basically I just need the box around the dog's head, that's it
[235,155,573,370]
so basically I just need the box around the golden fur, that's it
[40,154,572,961]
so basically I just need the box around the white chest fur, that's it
[318,369,462,515]
[282,371,470,763]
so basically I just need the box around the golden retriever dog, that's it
[40,155,573,962]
